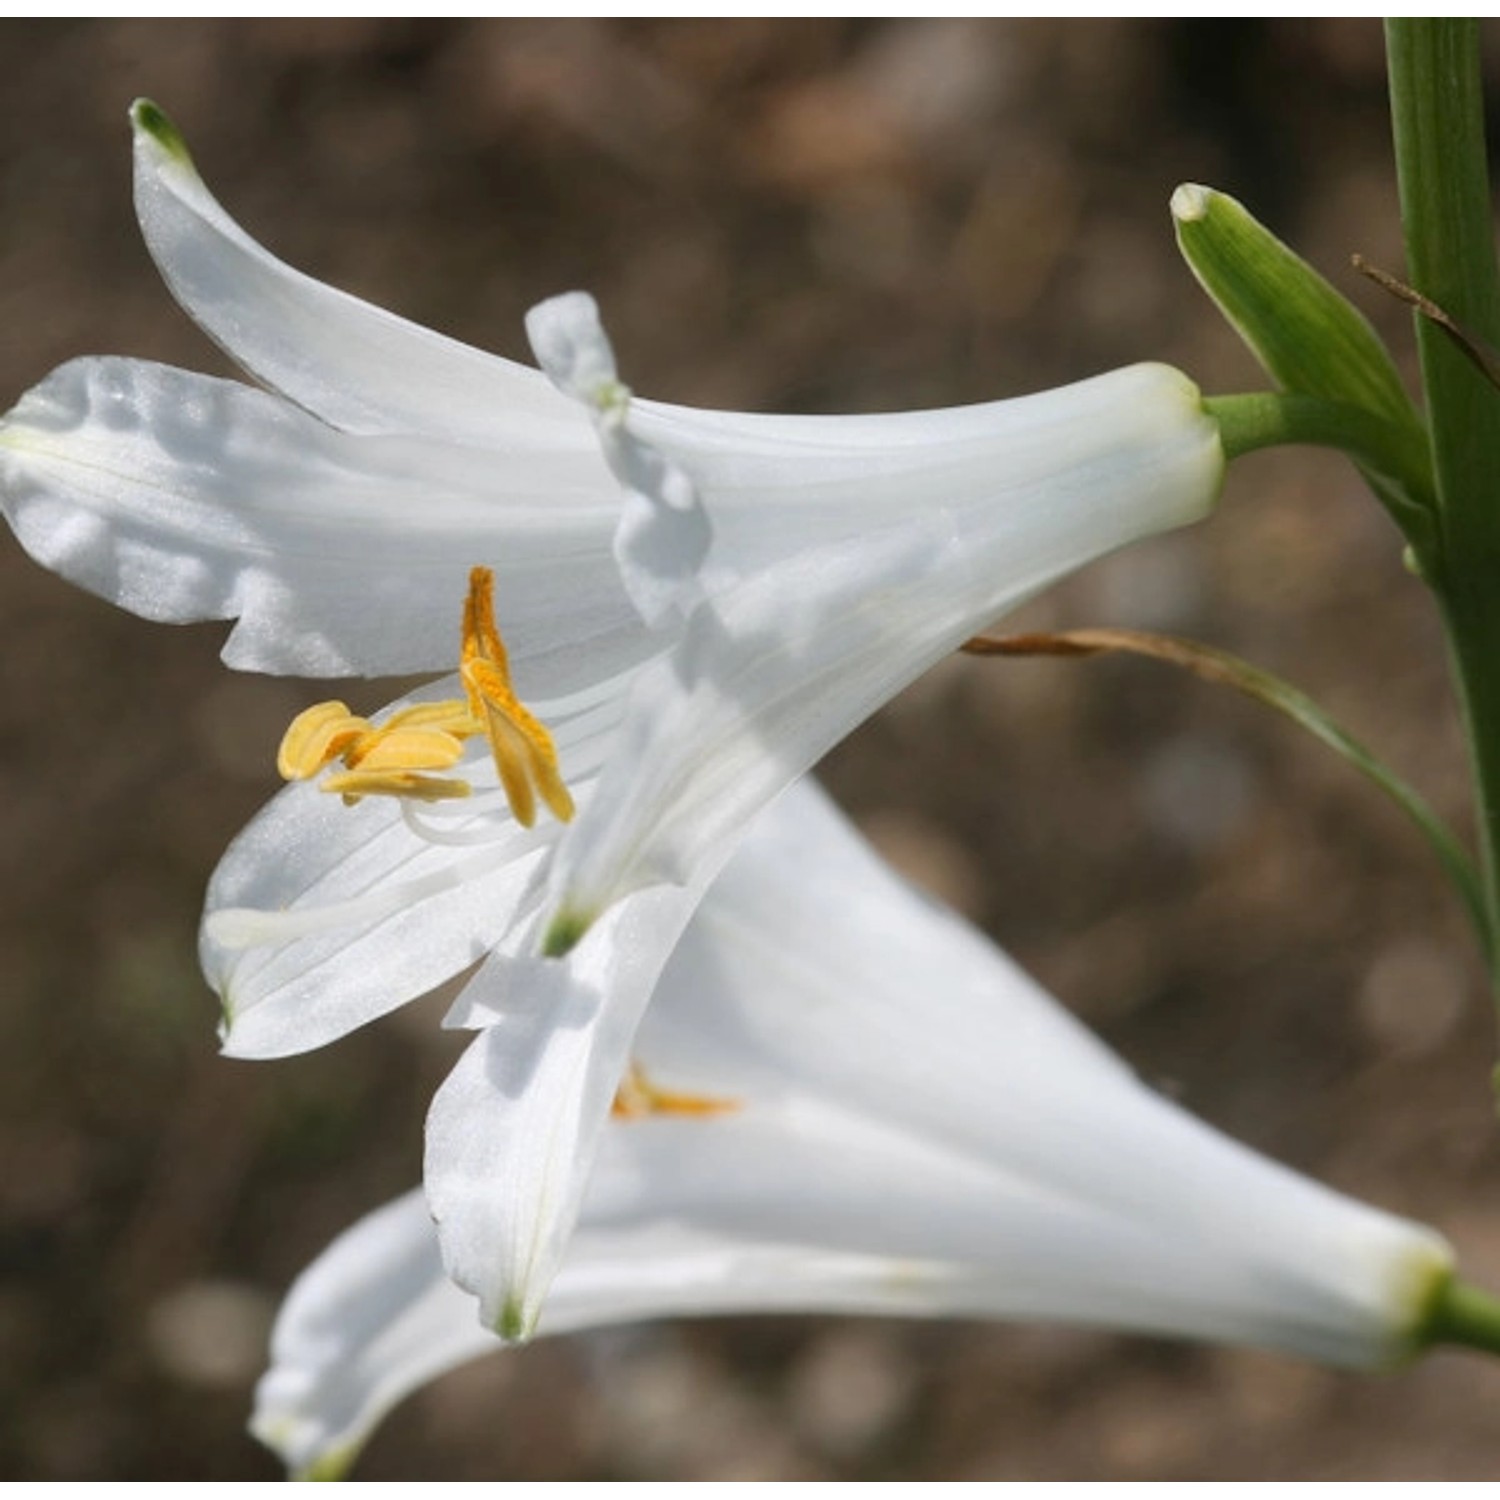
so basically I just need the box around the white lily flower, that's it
[252,779,1454,1481]
[0,103,1227,1333]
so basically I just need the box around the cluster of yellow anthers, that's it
[276,567,576,830]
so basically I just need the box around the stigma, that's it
[275,568,575,829]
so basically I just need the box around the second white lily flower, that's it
[253,780,1453,1480]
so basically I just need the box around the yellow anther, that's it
[460,566,576,828]
[277,696,480,802]
[322,768,473,806]
[277,700,370,780]
[610,1059,739,1121]
[378,701,483,737]
[344,725,469,774]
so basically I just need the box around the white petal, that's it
[131,100,579,446]
[424,873,711,1338]
[0,358,648,684]
[527,291,712,628]
[625,778,1452,1369]
[204,677,622,1058]
[256,1170,1079,1480]
[631,363,1216,585]
[524,291,623,409]
[549,362,1222,930]
[251,1190,493,1481]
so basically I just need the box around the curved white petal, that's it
[548,364,1224,931]
[0,358,650,684]
[632,362,1219,585]
[203,677,624,1058]
[527,292,712,628]
[251,1191,492,1481]
[131,100,581,446]
[632,778,1452,1368]
[262,1171,1127,1480]
[424,872,713,1339]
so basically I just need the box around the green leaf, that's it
[965,627,1490,963]
[1387,21,1500,994]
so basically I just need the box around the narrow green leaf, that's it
[965,627,1490,962]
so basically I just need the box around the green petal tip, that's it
[497,1295,534,1342]
[296,1446,359,1482]
[541,908,593,959]
[129,98,192,165]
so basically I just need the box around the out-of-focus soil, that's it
[3,18,1499,1479]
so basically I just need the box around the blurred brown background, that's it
[2,17,1499,1479]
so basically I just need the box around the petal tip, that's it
[1170,183,1215,224]
[295,1446,360,1483]
[541,906,593,959]
[524,291,622,409]
[496,1294,537,1343]
[130,98,193,167]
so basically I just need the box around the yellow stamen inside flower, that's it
[276,697,477,805]
[321,768,473,807]
[276,700,368,781]
[610,1059,739,1120]
[460,566,576,828]
[274,568,575,824]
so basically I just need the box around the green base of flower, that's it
[1203,391,1435,551]
[1418,1275,1500,1359]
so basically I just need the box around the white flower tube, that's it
[253,779,1454,1480]
[0,102,1227,1335]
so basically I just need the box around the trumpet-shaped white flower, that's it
[0,103,1227,1332]
[252,778,1453,1480]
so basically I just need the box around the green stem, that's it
[1206,391,1436,542]
[1388,22,1500,990]
[1207,390,1427,483]
[1420,1276,1500,1360]
[967,627,1491,964]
